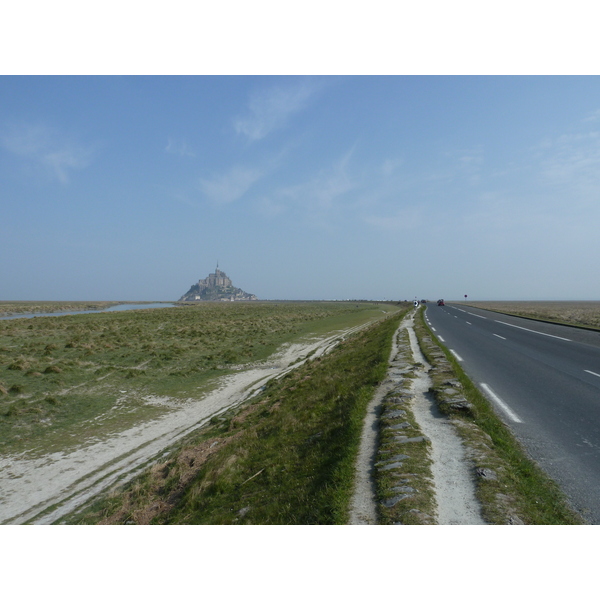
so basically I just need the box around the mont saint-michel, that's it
[179,266,258,302]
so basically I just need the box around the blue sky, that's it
[2,75,600,301]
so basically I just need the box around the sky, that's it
[2,75,600,302]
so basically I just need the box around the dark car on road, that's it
[437,299,445,306]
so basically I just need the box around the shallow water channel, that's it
[0,303,176,321]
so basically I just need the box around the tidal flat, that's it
[0,301,398,457]
[0,301,122,317]
[457,300,600,330]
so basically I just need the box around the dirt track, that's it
[348,311,484,525]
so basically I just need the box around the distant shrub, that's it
[125,369,144,378]
[8,361,28,371]
[220,349,239,364]
[3,405,18,417]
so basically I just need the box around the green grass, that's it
[64,306,410,525]
[414,307,583,524]
[0,301,401,457]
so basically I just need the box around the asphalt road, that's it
[424,302,600,523]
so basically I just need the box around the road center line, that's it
[495,320,571,341]
[449,349,463,362]
[493,334,506,340]
[466,321,472,325]
[585,370,600,378]
[481,383,522,423]
[467,312,487,319]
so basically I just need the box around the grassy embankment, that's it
[4,300,582,524]
[415,307,583,524]
[0,301,398,458]
[65,305,410,524]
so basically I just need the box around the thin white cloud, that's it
[535,130,600,195]
[381,157,404,176]
[42,149,90,184]
[265,147,357,218]
[583,108,600,123]
[256,195,285,218]
[165,138,195,157]
[450,146,485,185]
[359,147,487,233]
[458,152,483,167]
[1,123,93,183]
[364,207,424,232]
[309,146,356,210]
[233,80,318,142]
[199,165,263,204]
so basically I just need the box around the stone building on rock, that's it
[179,265,258,302]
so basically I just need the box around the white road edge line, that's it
[493,334,506,340]
[585,370,600,378]
[431,327,436,331]
[438,336,445,342]
[449,349,463,362]
[481,383,523,423]
[495,320,571,341]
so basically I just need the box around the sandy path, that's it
[0,323,368,524]
[407,321,485,524]
[349,312,485,525]
[348,317,407,524]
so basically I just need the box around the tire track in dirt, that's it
[0,321,376,524]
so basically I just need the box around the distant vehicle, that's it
[420,299,427,304]
[437,299,445,306]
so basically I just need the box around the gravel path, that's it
[349,312,485,525]
[348,317,406,524]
